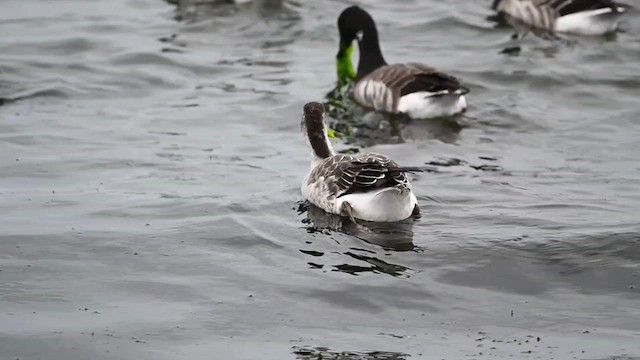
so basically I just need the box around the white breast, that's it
[336,188,418,222]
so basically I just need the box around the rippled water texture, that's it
[1,0,640,359]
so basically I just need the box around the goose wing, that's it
[542,0,626,16]
[496,0,626,32]
[354,63,468,114]
[309,153,421,198]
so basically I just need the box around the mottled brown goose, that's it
[335,6,469,119]
[492,0,629,36]
[300,102,421,222]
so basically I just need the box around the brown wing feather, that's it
[307,152,421,198]
[358,64,468,112]
[534,0,624,16]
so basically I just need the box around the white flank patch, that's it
[555,8,625,35]
[397,92,467,119]
[336,188,418,222]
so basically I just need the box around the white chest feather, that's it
[301,174,418,222]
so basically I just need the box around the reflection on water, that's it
[293,347,409,360]
[166,0,299,22]
[487,10,622,57]
[3,0,640,358]
[300,202,419,252]
[335,251,411,277]
[325,86,465,145]
[297,201,418,277]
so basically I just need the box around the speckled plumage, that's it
[304,153,409,198]
[300,102,420,222]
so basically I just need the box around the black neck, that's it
[356,23,387,80]
[306,123,332,159]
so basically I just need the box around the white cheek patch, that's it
[356,31,363,41]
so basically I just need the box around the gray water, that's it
[1,0,640,359]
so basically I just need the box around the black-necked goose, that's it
[335,6,469,120]
[300,102,421,222]
[492,0,629,36]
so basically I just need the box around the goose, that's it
[491,0,629,36]
[335,6,469,120]
[300,102,422,222]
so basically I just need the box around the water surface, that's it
[1,0,640,359]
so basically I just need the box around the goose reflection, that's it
[294,346,409,360]
[302,202,419,253]
[165,0,298,22]
[325,91,464,146]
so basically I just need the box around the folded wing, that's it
[354,63,468,114]
[308,153,422,198]
[546,0,625,16]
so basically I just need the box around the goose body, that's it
[492,0,628,36]
[353,63,469,119]
[336,6,469,119]
[300,102,420,222]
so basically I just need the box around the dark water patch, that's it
[293,346,410,360]
[0,134,82,147]
[195,81,288,95]
[324,85,465,145]
[149,130,188,135]
[471,164,504,172]
[5,87,72,102]
[287,283,437,313]
[216,58,289,68]
[161,47,185,53]
[426,157,465,167]
[436,250,553,295]
[3,0,640,357]
[1,37,97,56]
[334,114,464,147]
[437,232,640,295]
[109,52,218,76]
[197,216,286,250]
[333,251,411,278]
[337,147,360,154]
[109,280,207,302]
[168,0,300,26]
[301,204,419,252]
[299,249,323,257]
